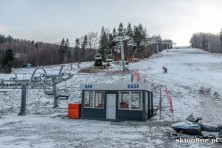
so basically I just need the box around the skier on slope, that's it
[162,66,167,73]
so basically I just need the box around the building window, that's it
[119,92,130,109]
[119,91,142,110]
[84,91,104,109]
[131,92,142,110]
[84,91,94,108]
[94,91,104,109]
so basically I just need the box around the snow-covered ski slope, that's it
[0,47,222,147]
[130,48,222,124]
[0,47,222,123]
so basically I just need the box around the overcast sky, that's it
[0,0,222,46]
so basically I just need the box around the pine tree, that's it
[2,49,14,65]
[108,33,115,51]
[137,24,144,40]
[126,23,133,37]
[118,23,124,36]
[99,26,108,61]
[113,28,117,37]
[133,26,140,47]
[65,38,70,48]
[58,38,66,63]
[75,38,80,48]
[0,34,7,44]
[82,35,88,49]
[139,24,147,39]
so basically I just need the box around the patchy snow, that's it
[0,115,220,148]
[0,48,222,147]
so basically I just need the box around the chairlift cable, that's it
[77,35,149,66]
[77,37,118,65]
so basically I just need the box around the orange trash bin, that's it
[68,104,81,119]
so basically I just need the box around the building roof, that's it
[81,83,150,91]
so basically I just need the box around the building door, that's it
[106,94,116,120]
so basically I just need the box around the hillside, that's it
[132,48,222,124]
[0,47,222,147]
[0,35,96,72]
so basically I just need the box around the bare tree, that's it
[87,31,98,49]
[190,32,221,52]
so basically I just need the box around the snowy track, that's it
[0,115,221,148]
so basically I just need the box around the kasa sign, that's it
[128,84,139,89]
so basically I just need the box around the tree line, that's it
[0,34,96,72]
[90,22,172,61]
[0,22,173,73]
[190,29,222,53]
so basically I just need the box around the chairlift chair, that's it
[44,88,53,95]
[56,89,70,100]
[127,40,133,46]
[56,80,70,100]
[94,53,102,60]
[140,40,145,46]
[56,95,69,100]
[43,78,53,95]
[116,47,121,53]
[94,53,103,66]
[127,39,137,47]
[106,54,114,62]
[151,39,156,44]
[117,42,122,48]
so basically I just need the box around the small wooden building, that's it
[81,83,153,121]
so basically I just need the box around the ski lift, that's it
[44,88,53,95]
[150,38,156,44]
[56,89,70,100]
[106,49,114,62]
[43,77,53,95]
[117,42,121,47]
[127,39,137,46]
[94,53,102,60]
[140,39,145,46]
[107,54,114,62]
[94,47,102,60]
[56,80,70,100]
[106,54,114,62]
[94,51,103,66]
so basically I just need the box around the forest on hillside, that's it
[0,22,173,73]
[190,29,222,52]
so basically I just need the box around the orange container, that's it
[68,104,81,119]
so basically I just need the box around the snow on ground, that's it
[130,48,222,125]
[0,115,221,148]
[0,48,222,147]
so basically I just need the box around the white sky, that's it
[0,0,222,46]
